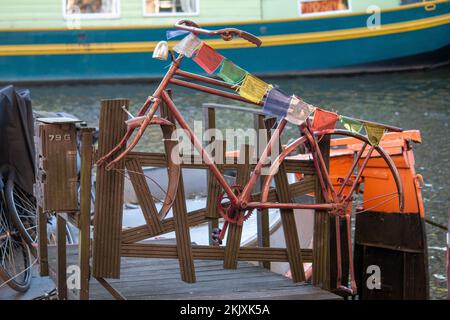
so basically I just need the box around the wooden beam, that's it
[121,243,313,262]
[126,158,163,234]
[224,144,251,269]
[161,91,196,283]
[37,206,49,276]
[92,99,127,279]
[57,214,67,300]
[266,118,305,283]
[78,128,94,300]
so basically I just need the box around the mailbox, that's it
[34,117,79,212]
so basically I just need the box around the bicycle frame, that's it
[99,53,345,213]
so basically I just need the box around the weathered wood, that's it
[37,205,49,276]
[223,145,252,269]
[92,99,128,279]
[126,158,163,234]
[254,114,270,269]
[78,128,94,300]
[313,135,332,290]
[57,214,67,300]
[266,118,305,283]
[161,92,196,283]
[126,151,315,174]
[95,277,127,300]
[120,243,313,262]
[47,245,339,300]
[121,208,206,244]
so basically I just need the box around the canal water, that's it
[26,66,449,299]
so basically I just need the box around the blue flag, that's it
[166,29,190,40]
[263,88,291,117]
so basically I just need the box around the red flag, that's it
[193,43,224,74]
[311,108,338,131]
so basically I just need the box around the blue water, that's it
[24,66,450,299]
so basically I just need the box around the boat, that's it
[0,0,449,82]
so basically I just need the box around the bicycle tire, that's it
[0,188,32,292]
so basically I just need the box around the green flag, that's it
[218,59,247,85]
[340,116,363,133]
[365,123,385,146]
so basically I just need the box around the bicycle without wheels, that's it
[97,20,404,295]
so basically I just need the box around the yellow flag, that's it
[365,123,385,146]
[238,74,271,104]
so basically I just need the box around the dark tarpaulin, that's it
[0,85,35,195]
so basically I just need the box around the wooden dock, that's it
[47,244,339,300]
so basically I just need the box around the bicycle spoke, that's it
[337,142,368,197]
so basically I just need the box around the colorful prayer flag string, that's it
[286,96,316,125]
[263,88,291,117]
[311,108,339,131]
[238,74,272,104]
[340,115,363,134]
[166,29,190,40]
[364,123,385,146]
[193,43,224,74]
[218,59,247,85]
[173,33,202,58]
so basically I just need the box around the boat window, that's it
[143,0,199,16]
[63,0,121,19]
[298,0,352,16]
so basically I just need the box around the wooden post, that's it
[161,91,196,283]
[265,117,305,282]
[203,107,221,245]
[57,214,67,300]
[37,206,49,276]
[78,128,94,300]
[312,135,334,290]
[92,99,128,279]
[254,114,270,269]
[224,144,251,269]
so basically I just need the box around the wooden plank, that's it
[223,144,251,269]
[78,128,94,300]
[95,277,127,300]
[254,114,270,269]
[120,243,313,262]
[161,91,196,283]
[37,205,49,276]
[313,135,332,290]
[57,214,67,300]
[92,99,128,279]
[267,118,305,283]
[126,158,163,234]
[47,245,338,301]
[126,151,315,174]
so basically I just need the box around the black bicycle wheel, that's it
[5,174,37,247]
[0,189,32,292]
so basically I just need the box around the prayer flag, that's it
[166,29,190,40]
[263,88,291,117]
[173,33,202,58]
[238,74,272,104]
[365,123,385,146]
[340,116,363,133]
[218,59,247,85]
[311,108,338,131]
[193,43,224,74]
[286,96,316,125]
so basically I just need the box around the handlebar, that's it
[175,20,262,47]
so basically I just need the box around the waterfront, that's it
[25,66,450,299]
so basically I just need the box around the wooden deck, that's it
[47,244,340,300]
